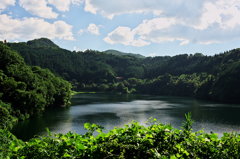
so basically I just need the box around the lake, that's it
[11,94,240,141]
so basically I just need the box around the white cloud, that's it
[103,26,134,45]
[62,14,66,17]
[46,0,84,12]
[132,39,151,47]
[73,46,79,51]
[83,0,159,19]
[103,26,150,47]
[0,14,75,41]
[47,0,71,11]
[191,0,240,30]
[87,23,101,35]
[133,18,176,35]
[19,0,58,19]
[18,0,83,15]
[85,0,240,45]
[14,40,19,43]
[78,29,84,35]
[78,23,102,35]
[104,18,179,46]
[83,0,240,30]
[83,0,203,20]
[149,53,157,56]
[103,0,240,46]
[0,0,15,11]
[180,39,189,46]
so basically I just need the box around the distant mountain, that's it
[104,49,145,58]
[26,38,60,48]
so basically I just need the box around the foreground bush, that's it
[2,113,240,158]
[0,128,24,158]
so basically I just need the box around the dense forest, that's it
[104,49,146,58]
[3,38,240,103]
[0,43,72,129]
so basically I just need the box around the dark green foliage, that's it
[5,38,240,103]
[0,128,24,158]
[0,102,13,130]
[104,49,145,58]
[98,84,109,91]
[27,38,60,48]
[0,44,72,127]
[3,113,240,158]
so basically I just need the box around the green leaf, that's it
[46,127,52,136]
[76,144,85,150]
[84,123,91,130]
[64,153,71,157]
[170,155,177,159]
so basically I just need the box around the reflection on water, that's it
[11,94,240,141]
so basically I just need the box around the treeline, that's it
[0,44,72,129]
[3,38,240,103]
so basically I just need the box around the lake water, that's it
[11,94,240,141]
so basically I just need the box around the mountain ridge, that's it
[103,49,146,58]
[26,38,60,48]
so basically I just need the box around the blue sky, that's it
[1,0,240,57]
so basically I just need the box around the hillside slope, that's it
[104,49,145,58]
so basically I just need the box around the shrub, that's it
[5,113,240,158]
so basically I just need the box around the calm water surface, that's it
[11,94,240,141]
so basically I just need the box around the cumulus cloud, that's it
[133,18,176,35]
[104,27,134,45]
[86,0,240,45]
[87,23,101,35]
[78,23,102,35]
[0,0,15,11]
[103,19,178,47]
[0,14,75,41]
[19,0,58,19]
[83,0,204,21]
[47,0,83,12]
[103,26,150,47]
[48,0,71,11]
[132,39,151,47]
[18,0,84,17]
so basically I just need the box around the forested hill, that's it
[0,44,72,129]
[5,39,148,83]
[26,38,60,48]
[104,49,145,58]
[3,38,240,103]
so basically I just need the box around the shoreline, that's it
[72,91,240,104]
